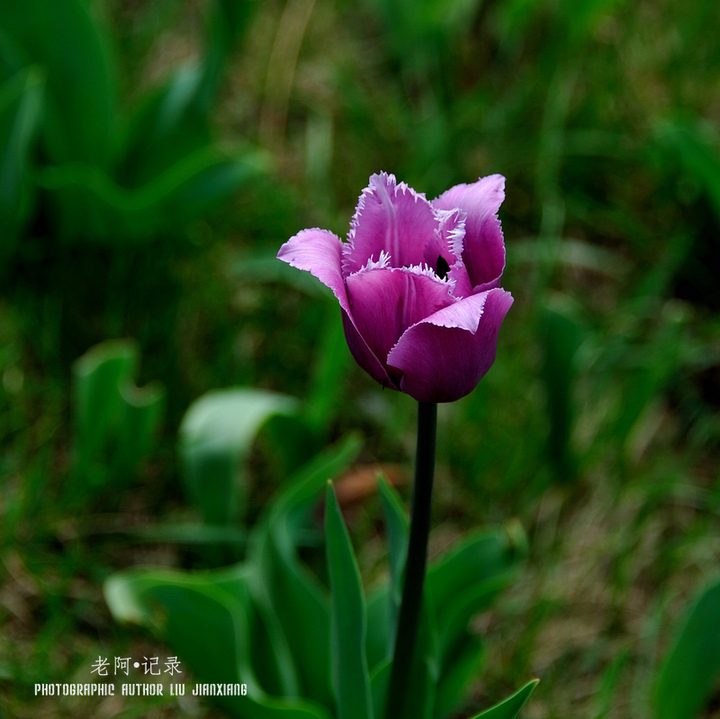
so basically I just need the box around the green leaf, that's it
[376,475,409,654]
[538,298,583,483]
[427,528,521,644]
[105,568,246,719]
[74,341,136,460]
[126,522,246,547]
[398,599,439,719]
[655,576,720,719]
[197,0,257,113]
[0,0,117,167]
[39,145,268,242]
[427,528,523,717]
[369,659,391,719]
[120,63,211,187]
[433,635,485,719]
[325,482,374,719]
[0,66,43,260]
[120,0,258,187]
[469,680,538,719]
[72,339,164,497]
[437,571,516,662]
[260,413,322,481]
[611,300,688,455]
[373,475,437,719]
[654,116,720,221]
[249,434,363,709]
[377,476,409,606]
[0,28,31,81]
[104,567,333,719]
[371,499,516,719]
[211,563,301,702]
[366,587,392,673]
[179,388,298,526]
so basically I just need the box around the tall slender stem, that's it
[385,401,437,719]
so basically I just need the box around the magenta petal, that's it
[421,208,473,297]
[278,228,390,387]
[341,310,397,390]
[432,175,506,291]
[344,173,438,274]
[387,289,513,403]
[277,228,351,315]
[345,267,454,376]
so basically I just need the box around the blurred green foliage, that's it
[105,433,527,718]
[72,339,165,503]
[0,0,265,247]
[2,0,720,716]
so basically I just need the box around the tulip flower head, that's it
[277,172,513,403]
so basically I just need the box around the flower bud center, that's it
[436,255,450,280]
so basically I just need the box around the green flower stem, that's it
[385,401,437,719]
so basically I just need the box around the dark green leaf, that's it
[395,599,438,719]
[249,434,363,708]
[179,388,298,526]
[104,567,332,719]
[469,680,538,719]
[437,571,517,663]
[126,523,246,547]
[121,0,258,186]
[654,116,720,221]
[375,473,438,719]
[0,66,43,260]
[376,475,409,651]
[433,635,485,719]
[539,299,583,483]
[72,339,164,497]
[427,528,520,622]
[120,63,211,187]
[325,482,373,719]
[0,0,117,167]
[655,576,720,719]
[39,145,268,242]
[196,0,257,112]
[366,587,392,673]
[427,528,522,715]
[369,659,391,719]
[377,476,409,603]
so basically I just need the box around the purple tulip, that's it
[277,172,513,403]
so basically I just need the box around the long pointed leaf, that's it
[0,0,117,167]
[655,576,720,719]
[249,434,362,708]
[325,482,373,719]
[470,680,538,719]
[0,66,43,259]
[377,475,409,634]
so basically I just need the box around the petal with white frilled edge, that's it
[344,267,454,383]
[277,228,350,313]
[432,175,506,292]
[343,173,438,275]
[278,228,392,387]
